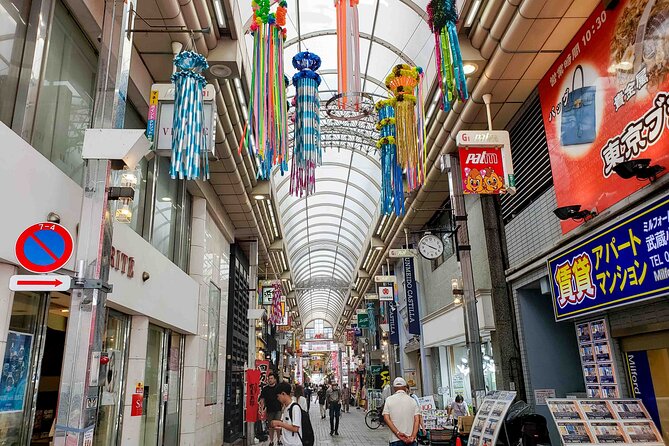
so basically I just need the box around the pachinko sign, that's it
[456,130,515,195]
[548,195,669,321]
[538,0,669,234]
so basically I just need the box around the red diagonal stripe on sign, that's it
[30,234,59,261]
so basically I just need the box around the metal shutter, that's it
[500,90,553,223]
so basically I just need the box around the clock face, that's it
[418,234,444,260]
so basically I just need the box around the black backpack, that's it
[288,403,314,446]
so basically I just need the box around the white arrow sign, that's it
[9,275,71,292]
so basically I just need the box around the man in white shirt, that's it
[271,382,302,446]
[382,377,421,446]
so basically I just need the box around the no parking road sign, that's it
[15,222,74,273]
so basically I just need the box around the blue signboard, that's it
[403,257,421,335]
[388,302,399,345]
[625,350,662,432]
[548,195,669,320]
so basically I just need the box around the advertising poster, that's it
[468,391,517,446]
[0,331,33,412]
[547,398,664,446]
[625,351,663,433]
[101,349,121,406]
[405,369,418,389]
[548,196,669,321]
[537,0,669,234]
[459,146,507,194]
[575,319,621,399]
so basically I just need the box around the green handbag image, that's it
[561,65,596,146]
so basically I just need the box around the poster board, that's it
[0,331,33,412]
[575,318,620,398]
[468,391,517,446]
[547,399,663,446]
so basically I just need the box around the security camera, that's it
[553,205,596,222]
[47,212,61,224]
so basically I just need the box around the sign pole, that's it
[54,0,135,444]
[447,153,486,405]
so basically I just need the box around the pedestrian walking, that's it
[317,384,327,419]
[293,384,308,411]
[382,377,421,446]
[341,383,351,413]
[326,382,342,435]
[271,382,302,446]
[304,384,312,411]
[260,372,283,446]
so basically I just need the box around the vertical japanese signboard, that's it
[388,302,400,345]
[404,257,421,335]
[537,0,669,233]
[548,195,669,320]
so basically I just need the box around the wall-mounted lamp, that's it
[553,205,597,222]
[613,159,665,181]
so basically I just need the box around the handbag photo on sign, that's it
[561,65,596,146]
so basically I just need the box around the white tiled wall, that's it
[505,187,562,269]
[181,197,231,445]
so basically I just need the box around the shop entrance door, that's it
[622,330,669,444]
[141,325,183,446]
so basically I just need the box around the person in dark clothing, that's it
[304,384,312,411]
[317,384,328,419]
[326,382,342,436]
[260,372,283,446]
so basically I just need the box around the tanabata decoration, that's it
[427,0,468,111]
[245,0,289,179]
[366,302,377,337]
[335,0,361,107]
[376,99,404,215]
[291,52,322,197]
[385,64,426,192]
[170,51,210,180]
[269,281,283,325]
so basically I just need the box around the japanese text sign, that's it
[548,195,669,321]
[538,0,669,233]
[245,369,261,422]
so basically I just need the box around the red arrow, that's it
[17,279,63,286]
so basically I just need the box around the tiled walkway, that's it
[257,399,390,446]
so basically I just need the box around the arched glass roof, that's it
[240,0,437,328]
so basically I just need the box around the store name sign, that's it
[548,195,669,321]
[111,246,135,279]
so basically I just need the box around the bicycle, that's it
[365,407,385,429]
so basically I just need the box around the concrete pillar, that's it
[0,263,18,363]
[480,196,524,394]
[120,316,149,446]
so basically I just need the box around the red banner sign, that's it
[538,0,669,233]
[255,360,270,387]
[245,369,261,422]
[458,146,506,194]
[131,394,143,416]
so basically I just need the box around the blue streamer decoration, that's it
[291,51,322,197]
[377,101,404,216]
[170,51,210,180]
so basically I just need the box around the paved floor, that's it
[258,399,390,446]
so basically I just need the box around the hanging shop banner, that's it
[255,360,270,388]
[626,351,664,434]
[0,331,33,412]
[245,369,261,422]
[546,399,663,446]
[403,257,421,335]
[537,0,669,234]
[346,329,354,345]
[378,285,394,301]
[548,194,669,321]
[459,146,506,194]
[261,286,274,305]
[357,312,370,329]
[388,302,400,345]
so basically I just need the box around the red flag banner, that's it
[245,369,261,422]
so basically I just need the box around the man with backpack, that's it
[326,382,342,436]
[271,382,314,446]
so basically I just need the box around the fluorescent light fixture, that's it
[161,197,172,202]
[374,245,384,251]
[61,309,69,313]
[254,194,266,200]
[463,63,477,75]
[465,0,482,27]
[213,0,226,28]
